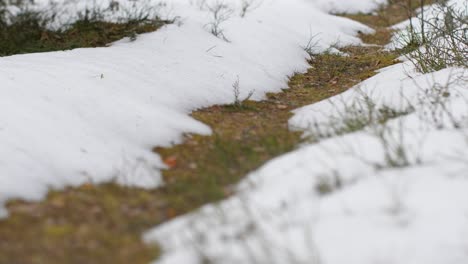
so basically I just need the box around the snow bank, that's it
[144,1,468,260]
[310,0,387,14]
[391,0,467,31]
[145,58,468,264]
[389,0,467,50]
[0,0,373,216]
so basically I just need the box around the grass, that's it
[0,1,418,263]
[0,8,169,56]
[343,0,436,45]
[0,184,162,264]
[399,2,467,73]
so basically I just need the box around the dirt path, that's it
[0,2,423,263]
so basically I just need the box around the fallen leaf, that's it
[164,156,178,168]
[277,104,288,110]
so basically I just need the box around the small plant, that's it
[416,70,468,129]
[305,89,414,142]
[232,76,255,109]
[302,33,321,58]
[204,1,233,41]
[240,0,260,17]
[397,1,468,72]
[371,120,416,169]
[302,86,421,170]
[315,170,343,195]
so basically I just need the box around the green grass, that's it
[0,9,169,56]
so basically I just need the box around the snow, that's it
[143,1,468,263]
[391,0,467,31]
[4,0,466,262]
[0,0,374,217]
[145,63,468,264]
[389,0,467,50]
[310,0,387,14]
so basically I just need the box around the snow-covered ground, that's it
[0,0,375,217]
[2,0,467,263]
[389,0,467,50]
[311,0,386,14]
[145,63,468,264]
[144,1,468,263]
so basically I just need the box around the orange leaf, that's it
[164,156,178,168]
